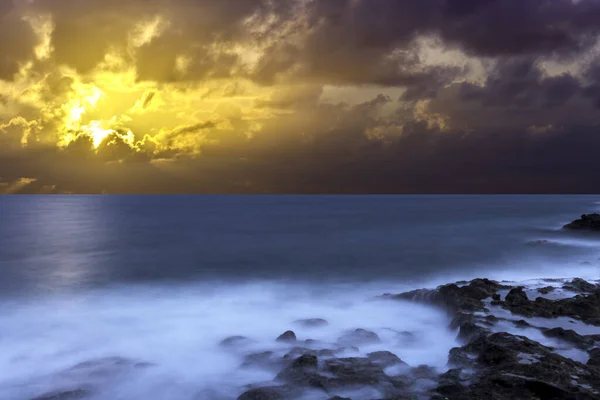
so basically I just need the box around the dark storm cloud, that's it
[4,0,600,193]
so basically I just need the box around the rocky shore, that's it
[28,276,600,400]
[233,277,600,400]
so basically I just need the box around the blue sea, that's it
[0,195,599,399]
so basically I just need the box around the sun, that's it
[59,81,136,149]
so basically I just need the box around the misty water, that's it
[1,195,599,399]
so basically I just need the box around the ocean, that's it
[0,195,599,399]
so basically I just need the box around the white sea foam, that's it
[0,281,457,400]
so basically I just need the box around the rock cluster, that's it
[564,213,600,231]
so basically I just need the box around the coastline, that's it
[234,276,600,400]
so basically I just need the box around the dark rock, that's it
[276,331,297,343]
[505,287,529,307]
[220,336,252,348]
[445,331,600,399]
[411,365,437,380]
[513,319,531,328]
[323,357,387,387]
[504,291,600,325]
[30,390,88,400]
[327,397,352,400]
[588,348,600,367]
[563,278,598,293]
[392,278,505,313]
[294,319,329,328]
[337,329,381,346]
[542,327,592,349]
[564,213,600,231]
[237,386,288,400]
[491,293,501,301]
[435,369,467,397]
[537,286,555,295]
[290,354,318,369]
[367,351,407,368]
[447,347,476,369]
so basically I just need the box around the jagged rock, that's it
[294,318,329,328]
[411,365,438,380]
[237,386,288,400]
[30,390,88,400]
[542,327,592,349]
[505,287,529,307]
[443,332,600,399]
[447,347,476,369]
[504,291,600,325]
[564,213,600,231]
[276,331,297,343]
[323,357,387,388]
[338,329,381,346]
[537,286,555,295]
[392,278,505,313]
[367,351,407,368]
[513,319,531,328]
[563,278,598,293]
[588,348,600,367]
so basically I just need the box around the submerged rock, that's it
[30,390,88,400]
[537,286,555,295]
[221,336,253,348]
[294,318,329,328]
[337,329,381,346]
[276,331,297,343]
[564,213,600,231]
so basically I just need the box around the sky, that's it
[1,0,600,194]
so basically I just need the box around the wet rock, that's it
[367,351,407,368]
[445,332,600,399]
[491,293,501,301]
[294,318,329,328]
[30,390,88,400]
[220,336,253,348]
[447,347,476,369]
[513,319,531,328]
[323,357,387,388]
[276,355,326,390]
[542,327,592,349]
[237,386,288,400]
[276,331,297,343]
[392,278,506,313]
[337,329,381,346]
[327,397,351,400]
[588,348,600,367]
[537,286,555,295]
[563,278,598,293]
[450,313,490,342]
[411,365,438,380]
[564,213,600,231]
[512,291,600,325]
[505,287,529,307]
